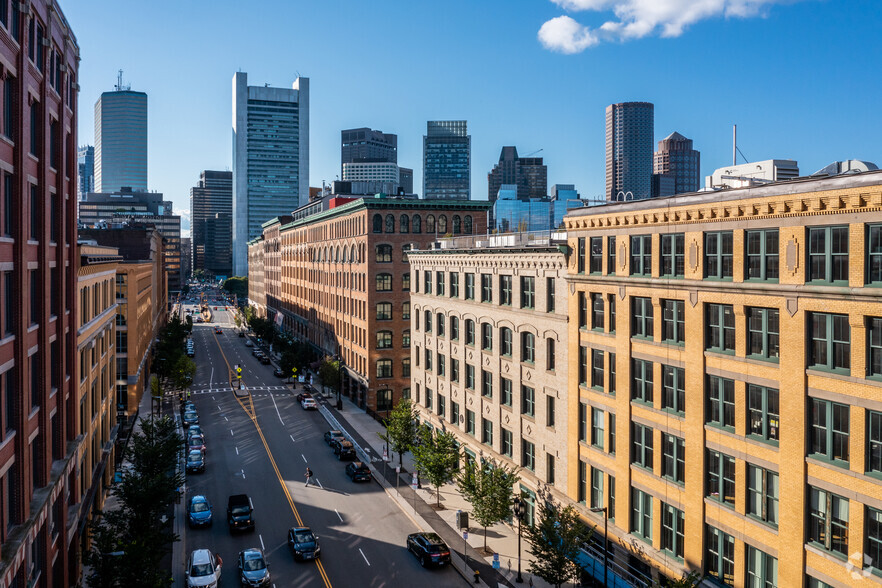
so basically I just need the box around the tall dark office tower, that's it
[487,147,547,202]
[94,80,148,192]
[77,145,94,199]
[653,131,700,195]
[204,213,233,278]
[190,170,233,276]
[423,120,471,200]
[399,167,414,194]
[341,128,397,172]
[605,102,654,201]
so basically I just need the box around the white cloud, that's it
[541,0,796,52]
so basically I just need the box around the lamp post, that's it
[512,497,524,583]
[590,506,608,588]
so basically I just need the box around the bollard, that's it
[473,569,480,584]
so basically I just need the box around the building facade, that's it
[409,236,571,526]
[606,102,654,202]
[423,121,470,200]
[565,171,882,587]
[180,236,191,282]
[232,72,309,276]
[342,162,400,185]
[190,170,232,275]
[77,145,94,199]
[707,159,799,190]
[0,2,82,585]
[487,146,548,204]
[341,127,397,174]
[94,88,147,193]
[653,132,700,195]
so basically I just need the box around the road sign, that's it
[382,447,388,461]
[291,367,298,375]
[492,553,500,569]
[463,531,468,540]
[411,473,418,490]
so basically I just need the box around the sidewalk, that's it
[315,385,555,588]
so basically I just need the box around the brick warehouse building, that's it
[249,196,490,415]
[565,171,882,587]
[0,0,82,585]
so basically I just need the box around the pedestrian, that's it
[304,466,313,487]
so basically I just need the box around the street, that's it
[177,300,463,587]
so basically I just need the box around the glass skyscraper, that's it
[94,89,148,192]
[77,145,94,199]
[190,170,233,276]
[605,101,654,201]
[423,120,470,200]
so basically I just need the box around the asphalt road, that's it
[178,302,463,588]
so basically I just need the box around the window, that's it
[591,349,603,389]
[747,385,779,443]
[29,102,39,157]
[607,236,616,275]
[809,312,850,372]
[450,358,459,382]
[424,349,432,371]
[746,464,778,527]
[867,508,882,576]
[660,234,684,277]
[590,467,603,508]
[747,307,780,360]
[661,503,685,559]
[578,403,587,442]
[451,402,460,427]
[706,303,735,353]
[745,547,777,588]
[402,273,410,292]
[465,364,475,389]
[809,226,849,283]
[521,332,535,363]
[630,488,652,541]
[372,214,382,233]
[661,299,685,344]
[500,275,512,305]
[374,301,391,320]
[481,369,492,398]
[29,271,38,325]
[810,399,849,464]
[661,366,685,415]
[578,292,588,329]
[630,235,651,276]
[706,526,735,586]
[661,433,685,485]
[631,422,653,469]
[609,353,616,395]
[402,302,410,320]
[436,313,445,337]
[424,310,432,333]
[707,375,735,430]
[30,185,39,240]
[377,389,393,412]
[2,173,12,237]
[376,359,392,378]
[376,244,392,262]
[465,320,475,346]
[578,345,588,387]
[501,377,512,406]
[426,215,435,233]
[481,323,492,351]
[546,277,555,312]
[870,318,882,378]
[465,273,474,300]
[869,225,882,285]
[546,396,555,427]
[589,237,603,273]
[522,440,535,471]
[608,295,616,333]
[402,358,411,377]
[481,274,492,302]
[577,238,586,273]
[501,429,513,457]
[499,328,512,357]
[591,294,604,330]
[746,229,779,281]
[376,331,392,349]
[450,272,459,297]
[704,231,733,279]
[2,77,13,142]
[808,486,849,556]
[631,359,653,404]
[432,271,443,296]
[591,408,604,449]
[632,297,653,338]
[450,316,459,340]
[424,270,432,294]
[706,449,735,505]
[869,411,882,474]
[399,215,409,233]
[546,453,555,485]
[609,414,616,455]
[521,385,535,417]
[482,418,493,446]
[375,273,392,291]
[385,214,394,233]
[520,276,535,309]
[546,338,555,371]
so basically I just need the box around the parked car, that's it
[238,331,246,338]
[186,449,205,474]
[300,397,317,410]
[238,548,270,586]
[333,439,356,460]
[324,430,345,446]
[345,461,372,482]
[187,424,203,437]
[182,411,199,427]
[273,368,285,378]
[187,495,212,527]
[288,527,320,561]
[245,340,253,347]
[187,348,195,357]
[252,349,263,358]
[406,532,451,568]
[297,391,313,403]
[188,434,206,454]
[228,494,255,533]
[186,549,222,587]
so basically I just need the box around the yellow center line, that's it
[211,330,333,587]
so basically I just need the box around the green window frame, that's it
[425,388,433,410]
[465,319,475,346]
[435,271,445,296]
[589,237,603,274]
[631,359,653,404]
[869,411,882,475]
[747,307,780,361]
[608,295,616,333]
[450,358,459,382]
[501,377,512,407]
[809,312,850,373]
[866,507,882,574]
[424,349,432,372]
[450,272,459,297]
[660,233,684,278]
[869,225,882,285]
[747,385,779,444]
[591,349,604,389]
[501,428,513,457]
[810,399,849,465]
[808,486,849,556]
[591,293,604,330]
[578,462,587,504]
[578,292,588,329]
[437,353,445,377]
[465,409,475,435]
[706,303,735,353]
[500,275,512,306]
[808,225,849,284]
[630,235,652,276]
[631,297,654,338]
[522,440,535,471]
[706,449,735,506]
[376,330,392,349]
[660,503,685,559]
[450,316,459,340]
[451,401,460,426]
[464,273,474,299]
[590,408,604,449]
[746,546,778,588]
[631,422,653,470]
[481,274,492,302]
[661,299,685,345]
[521,332,535,363]
[609,414,616,455]
[481,322,492,351]
[661,433,685,485]
[437,312,445,337]
[424,270,432,294]
[437,394,445,418]
[590,467,604,509]
[607,235,616,275]
[520,276,535,309]
[609,353,616,396]
[546,277,555,313]
[481,418,493,446]
[481,369,492,399]
[376,273,392,291]
[578,402,587,443]
[746,464,779,528]
[402,273,410,292]
[745,229,779,281]
[577,237,586,273]
[704,231,733,279]
[706,375,735,430]
[501,328,512,357]
[630,488,652,542]
[521,385,535,417]
[578,345,588,387]
[868,318,882,378]
[465,364,475,389]
[661,365,685,415]
[705,525,735,586]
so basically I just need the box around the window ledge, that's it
[805,542,849,563]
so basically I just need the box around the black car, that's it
[185,449,205,474]
[288,527,320,561]
[406,532,451,568]
[259,355,271,365]
[238,548,270,586]
[333,440,356,460]
[273,368,285,378]
[345,461,372,482]
[228,494,255,533]
[252,349,263,358]
[238,331,246,338]
[324,430,345,446]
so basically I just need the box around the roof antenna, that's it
[114,69,130,92]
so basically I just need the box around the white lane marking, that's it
[335,509,343,523]
[224,416,228,421]
[241,469,246,479]
[259,534,266,551]
[217,404,222,412]
[291,435,296,443]
[235,446,239,455]
[301,454,307,462]
[271,393,284,425]
[359,548,370,566]
[315,478,323,489]
[230,429,234,436]
[209,367,213,388]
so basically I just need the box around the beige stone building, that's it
[408,233,570,520]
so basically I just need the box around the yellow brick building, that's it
[564,171,882,587]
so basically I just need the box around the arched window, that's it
[376,330,393,349]
[335,246,340,262]
[342,247,349,263]
[376,302,392,320]
[465,319,475,345]
[350,244,357,263]
[372,214,383,233]
[481,323,493,350]
[521,332,536,363]
[450,316,460,340]
[438,215,448,235]
[399,214,410,233]
[412,214,422,234]
[426,214,436,234]
[385,214,395,233]
[424,309,433,333]
[437,312,445,336]
[464,215,473,235]
[376,273,392,291]
[376,244,392,263]
[501,327,512,356]
[452,215,462,235]
[376,359,393,378]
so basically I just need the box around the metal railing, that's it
[424,229,568,252]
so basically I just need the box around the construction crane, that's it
[523,148,544,158]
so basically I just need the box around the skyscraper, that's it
[653,131,700,195]
[94,82,148,192]
[190,170,233,276]
[341,127,397,173]
[77,145,94,199]
[399,167,414,194]
[487,146,547,203]
[423,120,470,200]
[605,101,654,201]
[232,72,309,276]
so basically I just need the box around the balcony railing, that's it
[426,230,568,251]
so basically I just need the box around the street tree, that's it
[318,358,341,395]
[411,427,460,508]
[377,399,419,467]
[524,503,593,588]
[456,457,519,552]
[171,355,196,391]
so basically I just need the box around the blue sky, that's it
[64,0,881,235]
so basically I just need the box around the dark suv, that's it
[333,439,356,461]
[345,462,371,482]
[406,532,451,568]
[288,527,321,561]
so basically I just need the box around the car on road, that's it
[345,462,372,482]
[188,434,206,454]
[187,424,203,440]
[272,368,285,378]
[252,349,263,358]
[297,391,313,403]
[215,328,222,334]
[332,439,356,460]
[300,397,317,410]
[182,401,196,414]
[186,548,222,587]
[324,430,345,446]
[187,495,212,527]
[259,355,271,365]
[237,548,270,587]
[228,494,255,533]
[186,449,205,474]
[182,410,199,427]
[187,348,195,357]
[245,339,253,347]
[238,331,246,338]
[406,532,451,568]
[288,527,321,561]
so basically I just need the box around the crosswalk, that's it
[190,385,290,395]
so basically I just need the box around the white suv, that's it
[186,548,222,587]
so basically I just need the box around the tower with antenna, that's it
[94,72,147,191]
[114,69,131,92]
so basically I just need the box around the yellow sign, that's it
[291,367,298,375]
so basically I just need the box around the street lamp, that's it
[512,497,525,583]
[590,506,608,588]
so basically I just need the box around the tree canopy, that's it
[525,502,592,588]
[457,457,519,551]
[412,427,460,507]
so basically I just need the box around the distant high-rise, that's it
[423,120,470,200]
[487,146,547,203]
[94,80,148,192]
[78,145,94,199]
[342,162,400,185]
[190,170,233,277]
[232,72,309,275]
[341,128,397,174]
[653,131,700,195]
[399,167,414,194]
[605,102,654,201]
